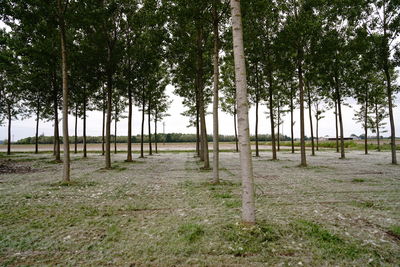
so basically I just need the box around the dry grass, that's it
[0,150,399,266]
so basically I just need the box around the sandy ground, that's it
[0,150,399,266]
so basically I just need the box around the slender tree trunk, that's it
[230,0,255,225]
[83,91,87,158]
[127,85,133,162]
[58,1,70,181]
[148,100,152,155]
[383,22,397,164]
[364,88,368,155]
[53,76,61,162]
[268,71,277,160]
[307,84,315,156]
[234,110,239,152]
[376,102,381,152]
[335,78,345,159]
[255,100,259,157]
[277,100,281,152]
[212,1,220,183]
[197,26,209,169]
[7,104,11,155]
[35,103,40,154]
[102,92,106,156]
[196,106,200,157]
[334,99,339,153]
[74,103,78,154]
[140,92,145,158]
[105,47,113,169]
[290,87,295,154]
[53,125,56,156]
[114,113,117,154]
[154,111,158,154]
[298,47,306,166]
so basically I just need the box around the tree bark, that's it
[383,16,397,164]
[154,109,158,154]
[105,46,113,169]
[74,103,78,154]
[316,105,319,151]
[230,0,255,225]
[335,77,345,159]
[298,48,307,166]
[114,109,118,154]
[35,102,40,154]
[83,90,87,158]
[212,1,220,183]
[148,100,152,155]
[290,87,295,154]
[7,104,11,155]
[127,84,133,162]
[307,84,315,156]
[277,100,281,152]
[58,0,70,181]
[53,75,61,162]
[102,91,106,156]
[140,91,145,158]
[255,100,259,157]
[196,104,200,157]
[334,99,339,153]
[197,26,209,169]
[268,71,277,160]
[234,109,239,152]
[375,101,381,152]
[364,88,368,155]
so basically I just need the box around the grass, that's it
[0,151,399,266]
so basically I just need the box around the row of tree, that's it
[0,0,399,224]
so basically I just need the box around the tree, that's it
[230,0,255,225]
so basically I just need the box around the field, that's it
[0,150,399,266]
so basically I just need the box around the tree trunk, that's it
[105,47,113,169]
[335,77,345,159]
[255,100,259,157]
[148,100,152,155]
[383,21,397,164]
[234,110,239,152]
[196,105,200,157]
[102,92,106,156]
[154,110,158,154]
[197,26,209,169]
[7,104,11,155]
[127,85,133,162]
[53,76,61,162]
[58,0,70,181]
[277,100,281,152]
[334,99,339,153]
[268,71,277,160]
[364,88,368,155]
[298,47,306,166]
[114,114,117,154]
[376,102,381,152]
[307,84,315,156]
[74,103,78,154]
[212,1,220,183]
[35,103,40,154]
[290,87,295,154]
[230,0,255,225]
[140,92,145,158]
[83,91,87,158]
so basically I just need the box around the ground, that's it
[0,150,399,266]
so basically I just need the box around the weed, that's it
[178,223,204,242]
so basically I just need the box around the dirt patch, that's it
[0,159,35,175]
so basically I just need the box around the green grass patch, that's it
[178,223,205,242]
[352,178,365,183]
[291,220,364,260]
[221,222,281,256]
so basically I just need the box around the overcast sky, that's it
[1,84,399,142]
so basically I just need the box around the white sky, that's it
[1,84,399,141]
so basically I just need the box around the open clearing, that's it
[0,151,399,266]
